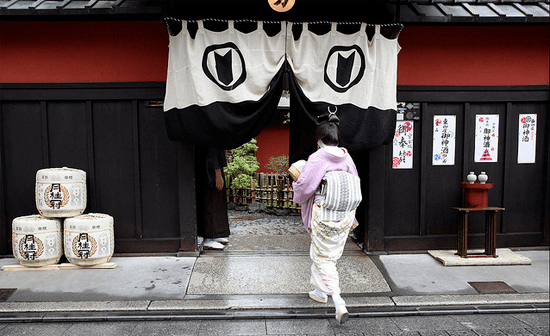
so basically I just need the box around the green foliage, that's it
[282,90,291,124]
[265,155,289,173]
[224,139,259,189]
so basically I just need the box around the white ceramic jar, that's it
[64,213,114,266]
[467,172,477,184]
[12,215,63,267]
[35,167,87,218]
[478,171,488,184]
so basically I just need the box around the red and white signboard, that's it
[393,121,414,169]
[474,114,499,163]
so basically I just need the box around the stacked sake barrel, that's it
[12,167,114,268]
[64,213,114,266]
[11,215,63,267]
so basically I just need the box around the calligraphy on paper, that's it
[393,121,414,169]
[433,115,456,166]
[518,114,537,164]
[474,114,499,163]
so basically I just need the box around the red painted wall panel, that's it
[1,22,548,85]
[0,21,169,83]
[255,126,290,173]
[397,26,549,86]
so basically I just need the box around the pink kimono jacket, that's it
[292,147,359,232]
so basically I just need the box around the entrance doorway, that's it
[200,106,363,256]
[188,107,388,296]
[201,106,314,255]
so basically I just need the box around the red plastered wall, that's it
[1,22,548,85]
[255,126,290,173]
[0,21,169,83]
[397,26,549,86]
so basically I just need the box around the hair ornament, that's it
[317,105,340,125]
[327,106,339,123]
[314,105,341,145]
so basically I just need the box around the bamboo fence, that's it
[226,172,301,211]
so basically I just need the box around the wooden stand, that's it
[451,207,505,258]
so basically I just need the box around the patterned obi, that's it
[314,171,362,222]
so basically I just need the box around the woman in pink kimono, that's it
[292,111,361,324]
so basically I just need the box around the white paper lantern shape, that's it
[35,167,87,218]
[64,213,114,266]
[12,215,63,267]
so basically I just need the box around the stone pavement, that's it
[0,312,548,335]
[0,211,548,324]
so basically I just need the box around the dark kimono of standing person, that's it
[195,146,230,250]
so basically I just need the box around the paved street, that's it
[1,210,548,335]
[0,312,548,335]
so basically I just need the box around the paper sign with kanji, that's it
[517,114,537,164]
[433,115,456,166]
[474,114,499,163]
[392,121,414,169]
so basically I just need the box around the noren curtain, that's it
[287,23,400,154]
[164,20,287,149]
[163,20,400,152]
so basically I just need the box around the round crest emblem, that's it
[72,233,98,259]
[44,183,70,209]
[268,0,295,12]
[324,45,365,93]
[202,42,247,91]
[19,234,44,260]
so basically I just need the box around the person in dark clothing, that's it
[195,146,231,250]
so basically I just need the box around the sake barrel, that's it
[12,215,63,267]
[35,167,87,218]
[64,213,114,266]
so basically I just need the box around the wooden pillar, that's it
[0,103,5,255]
[177,142,197,253]
[544,98,550,247]
[364,146,386,252]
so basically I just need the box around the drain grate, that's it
[0,288,17,302]
[468,281,517,294]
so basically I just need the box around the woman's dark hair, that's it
[315,111,340,146]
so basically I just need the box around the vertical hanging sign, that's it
[432,115,456,166]
[517,114,537,164]
[392,121,414,169]
[474,114,499,163]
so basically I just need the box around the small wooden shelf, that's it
[451,207,505,258]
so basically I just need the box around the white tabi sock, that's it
[332,294,346,309]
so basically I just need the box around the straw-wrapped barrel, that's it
[35,167,87,218]
[12,215,63,267]
[64,213,114,266]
